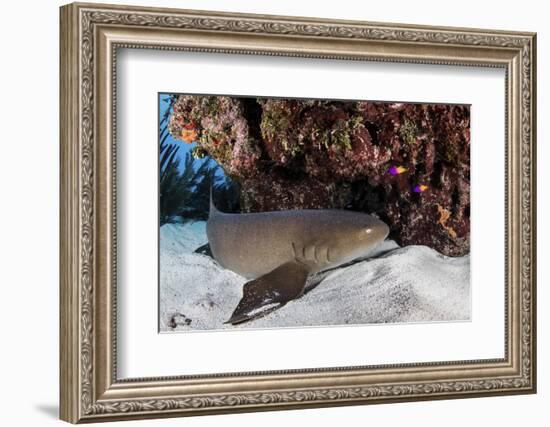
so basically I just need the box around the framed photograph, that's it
[60,2,537,423]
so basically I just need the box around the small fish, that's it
[388,165,408,175]
[413,184,429,193]
[181,128,198,143]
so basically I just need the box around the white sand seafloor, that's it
[159,222,470,332]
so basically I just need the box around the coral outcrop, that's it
[168,95,470,256]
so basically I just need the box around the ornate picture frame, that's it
[60,2,536,423]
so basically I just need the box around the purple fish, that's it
[413,184,429,193]
[388,165,408,176]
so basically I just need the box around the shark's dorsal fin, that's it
[209,186,220,217]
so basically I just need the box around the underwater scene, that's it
[158,93,470,332]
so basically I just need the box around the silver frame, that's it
[60,2,536,423]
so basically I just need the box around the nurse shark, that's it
[206,198,389,325]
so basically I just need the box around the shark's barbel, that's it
[206,198,389,325]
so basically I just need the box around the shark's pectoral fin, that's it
[226,261,310,325]
[194,243,213,258]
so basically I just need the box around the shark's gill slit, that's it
[305,245,315,262]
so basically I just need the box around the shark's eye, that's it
[365,228,372,234]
